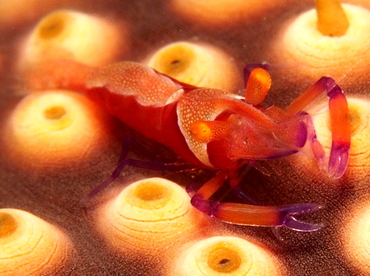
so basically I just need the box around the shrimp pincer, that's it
[26,59,351,232]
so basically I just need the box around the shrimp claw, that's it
[189,170,322,232]
[287,76,350,179]
[191,195,322,232]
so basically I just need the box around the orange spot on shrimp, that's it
[190,120,231,143]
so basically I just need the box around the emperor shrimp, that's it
[26,60,351,232]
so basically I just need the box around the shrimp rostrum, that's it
[27,60,351,232]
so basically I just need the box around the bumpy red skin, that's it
[27,60,243,168]
[83,63,285,171]
[83,62,206,167]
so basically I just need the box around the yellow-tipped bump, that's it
[276,4,370,80]
[95,178,208,255]
[315,0,349,37]
[169,0,282,27]
[0,209,73,276]
[2,90,116,172]
[19,9,128,68]
[172,236,285,276]
[146,42,241,92]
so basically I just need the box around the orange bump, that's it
[315,0,349,37]
[341,201,370,275]
[169,0,284,27]
[2,90,116,172]
[0,0,65,31]
[171,236,285,276]
[18,9,128,69]
[275,4,370,81]
[0,208,73,276]
[146,41,242,92]
[94,178,209,256]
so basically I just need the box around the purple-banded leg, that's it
[81,137,193,204]
[189,170,322,232]
[286,77,350,179]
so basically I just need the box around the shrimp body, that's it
[84,62,313,170]
[27,59,351,232]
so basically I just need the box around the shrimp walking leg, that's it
[286,76,350,178]
[82,137,194,203]
[189,171,322,231]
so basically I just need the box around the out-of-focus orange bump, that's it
[311,97,370,181]
[168,0,287,27]
[341,202,370,275]
[275,4,370,81]
[2,90,116,172]
[0,208,73,276]
[0,0,69,31]
[171,236,285,276]
[95,178,209,255]
[146,41,242,92]
[18,9,128,69]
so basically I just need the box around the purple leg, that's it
[189,170,323,232]
[191,194,322,232]
[287,77,350,179]
[82,137,194,203]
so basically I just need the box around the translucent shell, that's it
[87,61,184,107]
[146,41,242,92]
[172,236,285,276]
[177,88,237,167]
[0,208,73,276]
[2,90,116,172]
[18,9,127,69]
[94,178,209,255]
